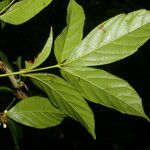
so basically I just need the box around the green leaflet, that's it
[25,28,53,69]
[25,73,95,139]
[54,0,85,63]
[0,0,53,25]
[61,67,149,121]
[0,0,11,12]
[7,96,66,128]
[63,9,150,66]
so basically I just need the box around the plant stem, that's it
[0,61,19,88]
[0,64,60,78]
[0,0,16,15]
[0,70,24,78]
[0,60,28,100]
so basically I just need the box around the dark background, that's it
[0,0,150,149]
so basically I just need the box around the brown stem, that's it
[0,61,28,127]
[0,60,28,99]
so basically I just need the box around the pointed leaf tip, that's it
[61,66,149,121]
[0,0,53,25]
[54,0,85,63]
[64,9,150,66]
[25,73,95,138]
[25,27,53,69]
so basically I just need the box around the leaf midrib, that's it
[62,68,146,117]
[59,8,83,63]
[1,0,31,16]
[10,110,62,113]
[0,0,52,18]
[27,74,92,120]
[63,18,150,66]
[9,112,57,127]
[31,74,94,130]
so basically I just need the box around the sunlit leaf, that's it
[54,0,85,63]
[0,0,11,12]
[61,66,149,121]
[0,0,53,25]
[25,28,53,69]
[64,9,150,66]
[25,73,96,139]
[7,96,66,128]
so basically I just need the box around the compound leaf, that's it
[54,0,85,63]
[64,9,150,66]
[7,96,65,128]
[61,66,149,121]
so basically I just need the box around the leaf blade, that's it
[25,28,53,69]
[61,66,149,121]
[25,73,95,138]
[0,0,53,25]
[7,96,65,128]
[0,0,11,12]
[54,0,85,63]
[64,9,150,66]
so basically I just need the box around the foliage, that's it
[0,0,53,25]
[0,0,150,149]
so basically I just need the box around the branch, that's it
[0,60,28,99]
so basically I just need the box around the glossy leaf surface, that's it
[61,67,149,120]
[25,28,53,69]
[7,96,65,128]
[64,9,150,66]
[54,0,85,63]
[0,0,53,25]
[25,73,95,138]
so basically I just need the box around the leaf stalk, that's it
[0,64,60,78]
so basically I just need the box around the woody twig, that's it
[0,60,28,128]
[0,60,28,99]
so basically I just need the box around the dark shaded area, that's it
[0,0,150,150]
